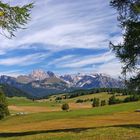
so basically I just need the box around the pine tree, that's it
[92,98,100,107]
[110,0,140,92]
[101,100,106,106]
[61,103,69,111]
[0,90,9,120]
[0,1,33,38]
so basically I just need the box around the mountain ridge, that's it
[0,69,124,97]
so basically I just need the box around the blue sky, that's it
[0,0,123,77]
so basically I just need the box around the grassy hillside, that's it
[0,92,139,140]
[7,92,130,113]
[55,92,129,102]
[0,101,139,140]
[0,84,30,98]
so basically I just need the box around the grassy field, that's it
[7,92,129,113]
[47,92,129,102]
[1,93,139,140]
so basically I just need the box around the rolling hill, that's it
[0,84,31,98]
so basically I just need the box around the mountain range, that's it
[0,69,124,98]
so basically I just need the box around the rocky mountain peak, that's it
[29,69,55,81]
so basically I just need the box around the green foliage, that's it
[76,99,84,103]
[67,88,139,100]
[110,0,140,21]
[124,94,140,102]
[92,98,100,107]
[128,74,140,92]
[0,84,30,98]
[0,1,33,38]
[109,95,122,105]
[0,90,9,119]
[101,100,106,106]
[61,103,69,111]
[55,96,62,101]
[110,0,140,91]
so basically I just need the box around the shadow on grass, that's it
[0,124,139,138]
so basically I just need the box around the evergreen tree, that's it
[0,1,33,38]
[110,0,140,92]
[101,100,106,106]
[92,98,100,107]
[108,95,122,105]
[61,103,69,111]
[0,90,9,120]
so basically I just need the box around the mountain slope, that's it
[0,70,124,97]
[60,73,123,88]
[0,84,30,98]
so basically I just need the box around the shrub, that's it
[61,103,69,111]
[55,97,62,101]
[90,98,93,102]
[76,99,84,103]
[108,95,122,105]
[92,98,100,107]
[101,100,106,106]
[124,95,140,103]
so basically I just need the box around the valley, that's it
[0,0,139,139]
[0,92,139,140]
[7,92,129,113]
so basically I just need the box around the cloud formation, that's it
[0,0,122,77]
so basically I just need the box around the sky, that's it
[0,0,123,77]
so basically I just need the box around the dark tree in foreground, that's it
[61,103,69,111]
[0,1,33,38]
[0,90,9,120]
[110,0,140,92]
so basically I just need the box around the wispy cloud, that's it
[0,0,122,77]
[49,51,115,68]
[0,53,46,66]
[93,60,122,77]
[63,53,114,68]
[0,70,23,77]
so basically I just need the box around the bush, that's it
[92,98,100,107]
[55,97,62,101]
[108,95,122,105]
[0,91,9,120]
[61,103,69,111]
[76,99,84,103]
[101,100,106,106]
[124,95,140,103]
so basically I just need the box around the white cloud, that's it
[0,0,120,52]
[94,60,122,78]
[0,0,123,77]
[47,55,76,66]
[0,53,46,66]
[0,70,23,77]
[57,51,115,68]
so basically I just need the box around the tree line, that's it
[61,94,140,112]
[55,88,139,101]
[92,94,140,107]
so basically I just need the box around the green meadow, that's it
[0,93,139,140]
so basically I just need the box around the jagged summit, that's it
[0,70,124,97]
[16,69,56,83]
[29,69,55,81]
